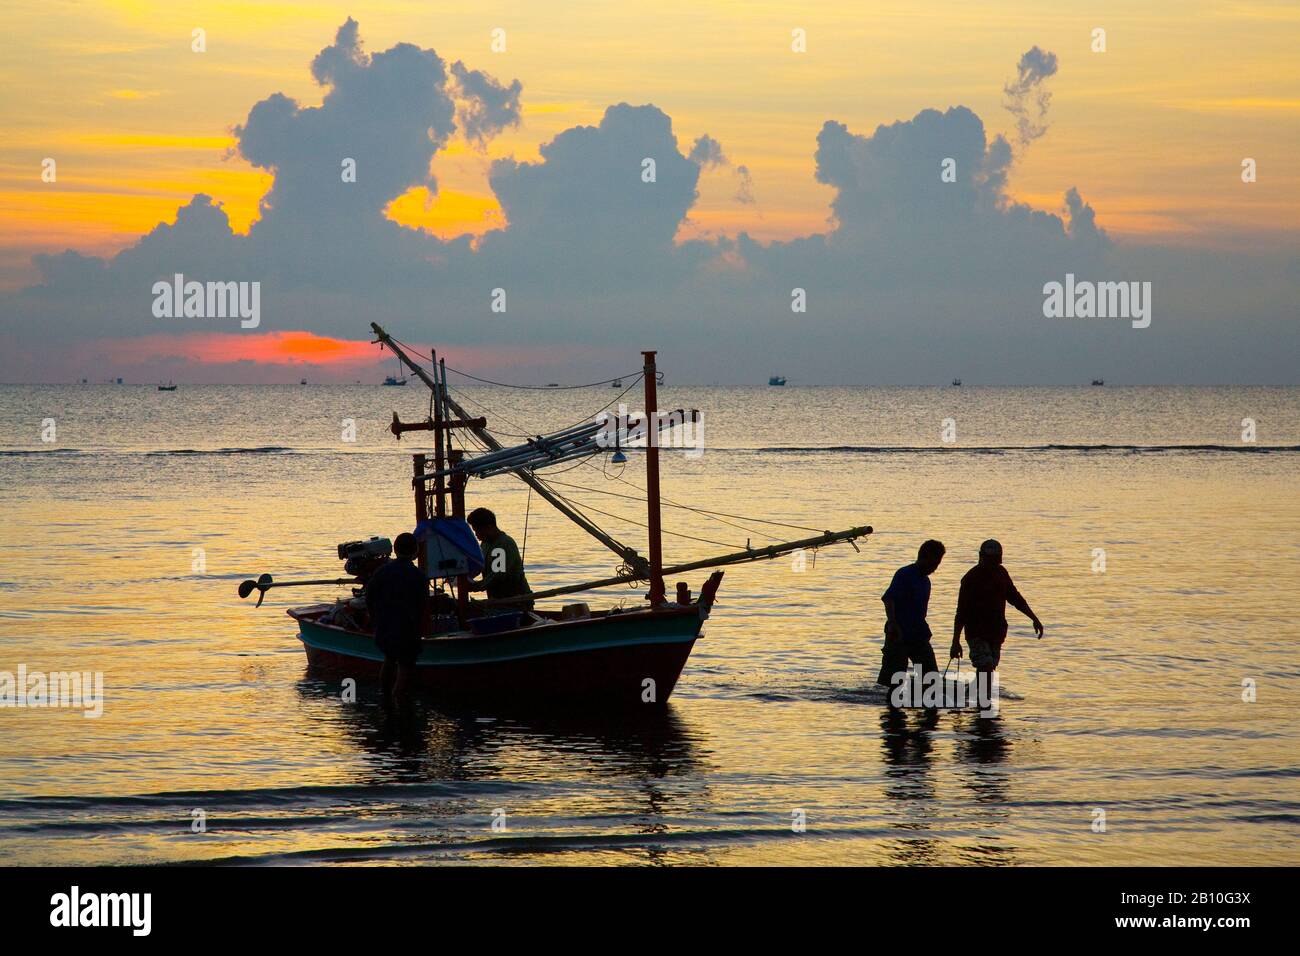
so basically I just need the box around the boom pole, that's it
[483,525,873,606]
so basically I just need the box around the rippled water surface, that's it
[1,384,1297,865]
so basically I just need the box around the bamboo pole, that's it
[483,525,873,606]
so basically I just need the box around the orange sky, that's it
[4,2,1297,287]
[1,2,1297,381]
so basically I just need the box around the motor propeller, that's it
[237,573,275,606]
[237,573,361,607]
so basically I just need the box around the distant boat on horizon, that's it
[1091,379,1105,386]
[157,381,177,391]
[611,378,623,388]
[951,378,962,387]
[382,356,407,386]
[768,375,787,386]
[300,378,308,385]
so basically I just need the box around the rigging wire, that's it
[539,476,825,538]
[445,375,646,441]
[387,335,641,390]
[386,339,816,556]
[444,365,640,390]
[575,454,827,537]
[437,380,806,546]
[545,491,745,551]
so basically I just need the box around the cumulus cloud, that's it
[1064,186,1107,249]
[237,17,458,238]
[1,23,1292,386]
[688,134,727,168]
[451,61,523,145]
[689,134,756,205]
[484,102,701,278]
[734,104,1104,333]
[1003,45,1059,146]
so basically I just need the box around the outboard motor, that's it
[337,536,392,583]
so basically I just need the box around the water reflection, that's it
[878,707,943,864]
[294,674,718,863]
[951,712,1018,865]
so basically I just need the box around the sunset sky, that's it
[1,1,1296,384]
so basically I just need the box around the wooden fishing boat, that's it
[288,599,709,705]
[238,323,870,707]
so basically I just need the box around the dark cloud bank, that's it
[2,20,1295,384]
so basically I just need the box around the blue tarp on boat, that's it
[414,517,485,576]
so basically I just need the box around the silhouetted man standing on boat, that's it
[950,539,1043,675]
[466,508,533,610]
[877,539,945,690]
[364,532,427,699]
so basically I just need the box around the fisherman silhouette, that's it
[950,539,1044,676]
[877,539,946,695]
[364,532,427,700]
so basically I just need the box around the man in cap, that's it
[951,539,1043,675]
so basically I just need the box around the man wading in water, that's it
[878,539,946,696]
[364,532,427,700]
[950,539,1044,679]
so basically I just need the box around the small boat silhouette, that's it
[768,375,787,386]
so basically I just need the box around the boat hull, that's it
[290,605,702,707]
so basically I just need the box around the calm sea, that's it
[0,384,1297,865]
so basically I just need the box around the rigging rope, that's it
[388,336,641,390]
[545,492,745,551]
[541,476,826,537]
[387,337,822,559]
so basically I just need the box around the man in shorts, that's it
[951,539,1044,676]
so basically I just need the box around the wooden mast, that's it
[642,350,666,606]
[431,350,445,517]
